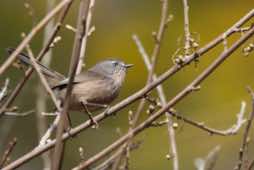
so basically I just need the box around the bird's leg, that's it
[80,100,99,128]
[85,102,110,114]
[85,102,108,109]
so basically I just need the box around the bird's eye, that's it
[111,61,118,66]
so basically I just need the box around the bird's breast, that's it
[63,78,121,111]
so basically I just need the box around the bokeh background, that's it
[0,0,254,169]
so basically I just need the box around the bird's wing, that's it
[52,71,107,90]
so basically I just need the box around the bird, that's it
[7,48,133,125]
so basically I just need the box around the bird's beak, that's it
[124,64,134,68]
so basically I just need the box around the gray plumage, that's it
[7,48,132,112]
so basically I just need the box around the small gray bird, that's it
[7,48,133,124]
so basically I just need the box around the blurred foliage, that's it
[0,0,254,169]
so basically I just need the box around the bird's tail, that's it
[6,48,65,82]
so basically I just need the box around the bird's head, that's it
[89,59,133,85]
[90,59,133,76]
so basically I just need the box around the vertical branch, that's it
[52,0,90,169]
[133,1,178,169]
[36,0,56,169]
[111,0,171,169]
[0,79,9,102]
[234,87,254,170]
[133,0,169,140]
[182,0,191,55]
[76,0,96,74]
[0,138,17,168]
[248,159,254,170]
[149,0,169,78]
[25,46,60,111]
[133,34,179,170]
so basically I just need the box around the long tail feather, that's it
[6,48,65,81]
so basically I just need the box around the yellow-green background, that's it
[0,0,254,169]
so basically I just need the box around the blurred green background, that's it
[0,0,254,169]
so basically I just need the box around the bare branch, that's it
[133,34,179,169]
[24,43,61,111]
[52,0,90,169]
[147,101,246,136]
[248,159,254,170]
[182,0,192,55]
[234,87,254,170]
[0,79,9,102]
[39,113,60,146]
[111,0,172,169]
[0,138,17,168]
[92,141,142,170]
[76,0,96,73]
[35,0,56,169]
[3,110,34,117]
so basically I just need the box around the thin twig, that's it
[234,87,254,170]
[0,79,9,102]
[25,44,61,111]
[36,1,57,168]
[52,0,90,169]
[3,110,34,116]
[2,11,254,170]
[182,0,192,55]
[147,102,246,136]
[96,142,142,170]
[39,113,60,146]
[112,0,171,169]
[133,34,179,169]
[76,0,96,73]
[0,138,17,168]
[94,144,128,170]
[248,159,254,170]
